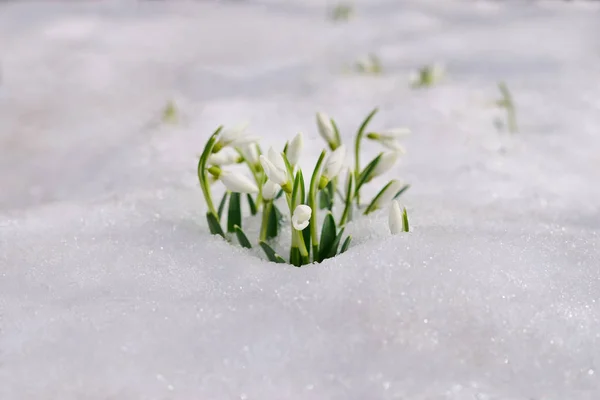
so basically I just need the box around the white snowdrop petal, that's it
[372,151,399,178]
[220,171,259,194]
[241,144,259,165]
[262,180,280,200]
[219,122,249,144]
[207,148,240,166]
[316,112,336,144]
[323,144,346,180]
[389,200,403,235]
[377,180,403,206]
[287,133,303,165]
[292,205,312,231]
[260,154,288,186]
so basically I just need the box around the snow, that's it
[1,0,600,399]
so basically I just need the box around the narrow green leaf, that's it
[325,180,334,211]
[318,212,337,262]
[364,180,397,215]
[290,247,302,267]
[302,220,311,258]
[217,191,229,219]
[325,228,345,260]
[291,169,304,208]
[340,235,352,254]
[206,212,225,238]
[402,207,410,232]
[308,150,328,260]
[227,192,242,233]
[234,225,252,248]
[275,188,284,200]
[318,189,330,210]
[356,154,382,192]
[259,241,287,264]
[357,108,379,139]
[246,194,257,216]
[267,203,279,239]
[393,184,411,200]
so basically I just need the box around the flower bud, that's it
[220,170,259,194]
[292,205,312,231]
[388,200,403,235]
[286,132,303,166]
[262,180,280,200]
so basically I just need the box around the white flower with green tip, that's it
[207,148,242,166]
[316,112,339,149]
[319,144,346,189]
[259,147,291,192]
[370,151,399,180]
[216,122,260,149]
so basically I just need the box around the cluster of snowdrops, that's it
[197,108,410,267]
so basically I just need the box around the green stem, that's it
[259,200,272,242]
[308,150,327,261]
[197,127,223,217]
[354,108,378,205]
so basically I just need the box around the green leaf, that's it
[275,188,284,200]
[267,203,280,239]
[246,194,257,216]
[217,191,229,220]
[227,192,242,233]
[393,184,411,200]
[291,169,304,208]
[402,207,410,232]
[206,212,225,238]
[259,241,287,264]
[290,246,302,267]
[302,220,311,258]
[356,153,382,192]
[318,189,330,210]
[308,150,328,260]
[325,228,345,260]
[318,212,337,262]
[340,235,352,254]
[234,225,252,248]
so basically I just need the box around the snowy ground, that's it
[2,0,600,399]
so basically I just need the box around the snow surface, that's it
[1,0,600,399]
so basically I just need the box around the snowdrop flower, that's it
[219,170,259,194]
[388,200,403,235]
[207,147,242,166]
[260,147,291,191]
[367,128,409,153]
[368,128,410,141]
[367,151,400,181]
[286,132,303,166]
[240,143,260,167]
[292,205,312,231]
[319,145,346,189]
[316,112,339,149]
[262,179,280,200]
[215,122,260,150]
[374,180,403,207]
